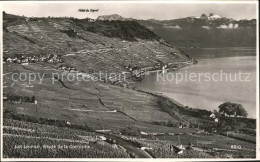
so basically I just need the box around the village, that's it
[3,53,62,65]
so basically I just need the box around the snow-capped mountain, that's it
[200,13,222,20]
[137,13,256,47]
[208,13,222,20]
[93,13,255,47]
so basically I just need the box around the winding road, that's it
[104,134,152,158]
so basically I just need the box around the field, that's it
[3,61,191,132]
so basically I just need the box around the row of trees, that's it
[217,102,248,118]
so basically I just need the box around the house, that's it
[210,113,216,118]
[40,57,46,61]
[177,150,183,154]
[12,98,22,104]
[162,66,167,73]
[141,147,152,151]
[89,19,96,22]
[177,144,185,150]
[140,131,148,135]
[66,121,71,125]
[214,118,219,123]
[48,58,54,63]
[22,58,28,63]
[7,58,13,63]
[22,62,28,65]
[3,95,8,101]
[99,136,106,141]
[170,145,183,154]
[178,122,183,128]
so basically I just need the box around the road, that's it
[105,134,153,158]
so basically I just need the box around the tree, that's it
[31,96,36,103]
[235,104,248,117]
[121,126,141,136]
[218,102,235,117]
[218,102,247,118]
[213,109,221,118]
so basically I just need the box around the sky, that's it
[3,2,257,20]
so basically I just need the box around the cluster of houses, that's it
[126,59,196,78]
[210,112,219,123]
[58,65,77,72]
[3,54,62,65]
[125,65,143,78]
[126,63,169,78]
[168,60,195,69]
[140,131,185,137]
[85,17,96,22]
[3,94,37,104]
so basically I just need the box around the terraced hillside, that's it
[3,13,194,131]
[3,118,131,158]
[3,13,193,80]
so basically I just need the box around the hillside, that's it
[97,14,125,21]
[3,12,194,130]
[3,13,189,67]
[72,18,160,41]
[2,12,256,158]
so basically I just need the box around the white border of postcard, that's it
[0,0,259,161]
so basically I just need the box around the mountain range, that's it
[98,13,256,47]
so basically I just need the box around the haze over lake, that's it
[134,47,256,118]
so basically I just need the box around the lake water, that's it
[134,47,256,118]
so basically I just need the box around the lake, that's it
[134,47,256,118]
